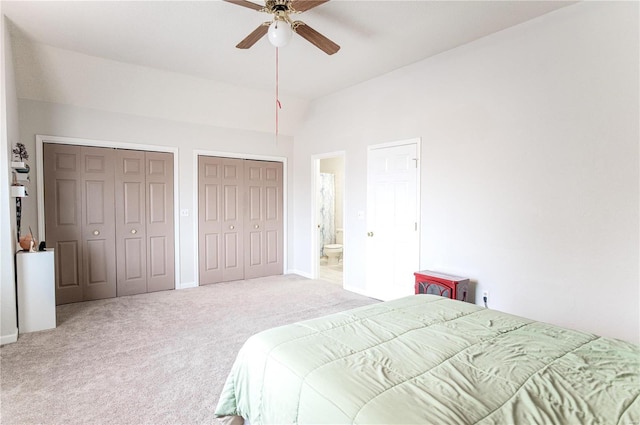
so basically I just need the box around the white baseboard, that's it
[1,328,18,345]
[177,281,198,289]
[286,269,313,279]
[343,285,372,298]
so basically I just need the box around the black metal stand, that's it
[16,197,21,242]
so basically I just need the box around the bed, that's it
[215,294,640,424]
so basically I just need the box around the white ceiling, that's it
[3,0,575,101]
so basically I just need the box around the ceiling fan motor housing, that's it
[267,0,291,15]
[227,0,340,55]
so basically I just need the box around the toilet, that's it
[324,228,343,266]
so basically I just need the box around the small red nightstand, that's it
[414,270,470,302]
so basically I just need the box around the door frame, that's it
[193,150,288,287]
[366,137,421,299]
[311,151,346,285]
[35,134,181,289]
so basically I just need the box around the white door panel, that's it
[366,142,419,300]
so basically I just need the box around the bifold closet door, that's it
[44,144,117,304]
[45,144,174,304]
[244,160,284,279]
[81,146,117,301]
[115,150,147,296]
[115,150,174,295]
[145,151,175,292]
[198,156,283,285]
[44,143,82,304]
[198,156,244,285]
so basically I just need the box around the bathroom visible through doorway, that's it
[314,154,344,285]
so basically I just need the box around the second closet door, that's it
[198,156,283,285]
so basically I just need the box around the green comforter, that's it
[215,295,640,424]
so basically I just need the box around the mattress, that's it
[215,294,640,424]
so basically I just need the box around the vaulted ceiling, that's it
[3,1,575,101]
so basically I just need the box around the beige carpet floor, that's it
[0,274,377,424]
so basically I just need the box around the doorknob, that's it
[254,224,260,229]
[130,229,137,234]
[93,230,100,236]
[367,231,374,237]
[229,225,235,230]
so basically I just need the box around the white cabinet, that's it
[16,250,56,333]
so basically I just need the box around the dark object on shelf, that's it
[14,164,30,173]
[38,241,46,251]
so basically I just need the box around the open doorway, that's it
[313,153,345,285]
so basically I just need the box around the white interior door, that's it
[366,140,419,300]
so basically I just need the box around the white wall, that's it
[12,38,309,137]
[9,38,296,299]
[1,13,20,344]
[293,2,639,343]
[18,99,294,288]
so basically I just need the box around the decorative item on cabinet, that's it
[19,227,37,252]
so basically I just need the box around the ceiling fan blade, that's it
[293,22,340,55]
[236,23,269,49]
[223,0,264,11]
[290,1,329,13]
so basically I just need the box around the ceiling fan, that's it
[224,0,340,55]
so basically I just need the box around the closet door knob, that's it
[131,229,137,234]
[229,225,235,230]
[254,224,259,229]
[93,230,100,236]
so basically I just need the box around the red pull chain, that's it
[275,47,282,137]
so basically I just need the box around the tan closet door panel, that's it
[44,143,84,305]
[198,156,245,285]
[145,151,175,292]
[221,158,244,281]
[262,161,284,276]
[81,146,117,301]
[244,160,283,279]
[115,150,147,296]
[198,156,222,284]
[245,164,263,279]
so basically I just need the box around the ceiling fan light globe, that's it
[268,20,292,47]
